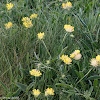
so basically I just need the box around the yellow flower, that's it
[96,55,100,62]
[70,54,75,58]
[62,2,72,9]
[70,50,81,60]
[33,89,41,97]
[22,17,30,22]
[64,25,74,32]
[29,69,42,77]
[66,2,72,9]
[99,14,100,17]
[22,17,33,28]
[62,3,66,9]
[37,32,44,39]
[4,22,12,29]
[45,88,54,96]
[60,55,72,64]
[23,21,33,28]
[74,50,80,55]
[74,54,82,60]
[90,58,98,67]
[6,3,13,10]
[30,13,38,19]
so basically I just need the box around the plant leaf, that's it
[56,83,73,89]
[87,75,100,80]
[16,82,27,91]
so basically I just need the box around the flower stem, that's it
[75,67,93,86]
[35,97,38,100]
[47,96,49,100]
[62,33,67,44]
[35,76,36,84]
[42,40,51,58]
[77,62,80,71]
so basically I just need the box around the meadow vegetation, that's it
[0,0,100,100]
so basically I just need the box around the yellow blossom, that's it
[22,17,30,22]
[62,3,66,9]
[23,21,33,28]
[70,50,81,60]
[33,89,41,97]
[60,55,72,64]
[64,25,74,32]
[74,54,82,60]
[6,3,13,10]
[90,58,98,67]
[99,14,100,17]
[66,2,72,9]
[37,32,44,39]
[60,55,66,61]
[96,55,100,62]
[30,13,38,19]
[22,17,33,28]
[45,88,54,96]
[70,54,75,58]
[4,22,12,29]
[74,50,80,55]
[62,2,72,9]
[29,69,42,77]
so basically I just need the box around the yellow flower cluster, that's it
[30,13,38,19]
[45,88,54,96]
[4,22,12,29]
[22,17,30,22]
[60,55,72,64]
[29,69,42,77]
[37,32,44,39]
[22,17,33,28]
[62,3,66,9]
[32,88,54,97]
[33,89,41,97]
[90,55,100,67]
[64,25,74,32]
[62,2,72,10]
[6,3,14,10]
[70,50,82,60]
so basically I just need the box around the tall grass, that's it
[0,0,100,100]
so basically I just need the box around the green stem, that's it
[62,33,67,44]
[35,77,36,84]
[49,0,58,4]
[42,40,51,58]
[10,66,13,83]
[35,97,37,100]
[65,64,67,71]
[47,96,49,100]
[7,0,8,3]
[75,68,93,86]
[77,62,80,71]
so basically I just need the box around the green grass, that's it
[0,0,100,100]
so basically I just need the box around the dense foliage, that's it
[0,0,100,100]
